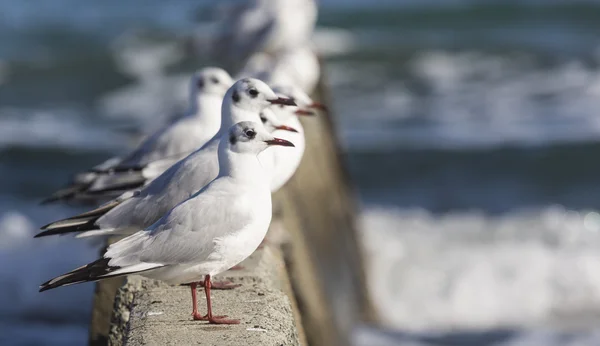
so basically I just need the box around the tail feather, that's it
[39,258,163,292]
[35,200,122,238]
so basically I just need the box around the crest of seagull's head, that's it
[226,121,295,154]
[191,67,234,97]
[226,78,297,113]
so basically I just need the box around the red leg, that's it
[190,282,204,320]
[204,274,240,324]
[190,280,227,321]
[229,265,245,271]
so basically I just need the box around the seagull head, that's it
[259,108,299,133]
[227,121,295,154]
[191,67,233,97]
[226,78,297,114]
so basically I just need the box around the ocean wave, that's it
[0,108,126,151]
[353,325,600,346]
[359,205,600,331]
[330,50,600,150]
[0,201,101,325]
[97,73,190,126]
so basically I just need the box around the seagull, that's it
[264,85,326,192]
[35,78,296,239]
[39,121,295,324]
[238,45,321,94]
[41,67,234,204]
[213,0,317,70]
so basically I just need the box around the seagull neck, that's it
[188,93,217,116]
[218,150,268,186]
[218,105,261,136]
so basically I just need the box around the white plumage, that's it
[42,67,233,203]
[36,78,297,239]
[40,121,296,324]
[214,0,317,69]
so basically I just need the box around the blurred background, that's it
[2,0,600,345]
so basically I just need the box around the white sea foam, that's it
[360,205,600,332]
[329,50,600,151]
[352,325,600,346]
[0,108,125,151]
[0,205,100,325]
[97,73,190,126]
[111,31,185,81]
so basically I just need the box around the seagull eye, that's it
[244,129,257,139]
[196,80,204,88]
[248,88,259,98]
[259,114,267,123]
[210,77,219,84]
[232,91,240,102]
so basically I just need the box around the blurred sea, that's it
[2,0,600,345]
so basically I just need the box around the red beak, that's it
[294,109,316,116]
[268,97,297,106]
[309,102,328,112]
[275,125,299,133]
[265,138,295,147]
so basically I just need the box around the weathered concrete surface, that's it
[109,241,302,346]
[90,239,126,346]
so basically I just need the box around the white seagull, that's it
[238,45,321,94]
[35,78,296,239]
[214,0,317,69]
[39,121,295,324]
[42,67,233,204]
[265,85,326,192]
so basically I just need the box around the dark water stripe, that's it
[319,4,600,29]
[348,141,600,213]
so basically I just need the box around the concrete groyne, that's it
[88,76,376,346]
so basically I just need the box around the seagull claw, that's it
[192,313,228,321]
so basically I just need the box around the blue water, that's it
[3,1,600,345]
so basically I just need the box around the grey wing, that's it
[117,125,172,167]
[135,181,251,266]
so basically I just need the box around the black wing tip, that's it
[39,183,93,205]
[33,231,48,238]
[39,196,60,205]
[39,283,52,292]
[35,219,100,239]
[38,258,116,292]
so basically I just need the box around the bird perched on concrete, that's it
[35,78,296,239]
[39,121,295,324]
[42,67,234,204]
[263,85,326,192]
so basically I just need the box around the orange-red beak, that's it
[268,97,297,106]
[309,102,328,112]
[265,138,295,147]
[294,109,316,116]
[275,125,299,133]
